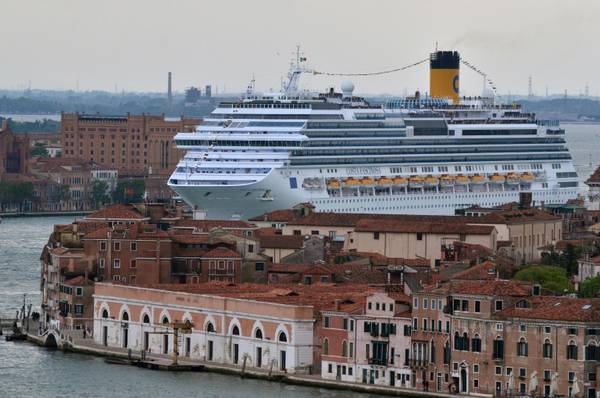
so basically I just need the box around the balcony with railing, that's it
[409,358,429,368]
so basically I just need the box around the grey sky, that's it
[3,0,599,96]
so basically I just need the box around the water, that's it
[0,216,377,397]
[0,124,598,397]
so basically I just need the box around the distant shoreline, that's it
[0,211,91,218]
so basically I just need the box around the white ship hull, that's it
[170,168,580,220]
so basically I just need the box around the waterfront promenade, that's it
[24,327,469,398]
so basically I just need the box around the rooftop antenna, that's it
[435,41,438,51]
[528,76,533,97]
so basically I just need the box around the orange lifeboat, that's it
[424,175,439,187]
[506,172,520,185]
[440,174,455,187]
[360,177,375,186]
[392,176,408,187]
[470,174,487,185]
[377,176,393,186]
[327,179,340,189]
[489,173,505,184]
[455,174,469,185]
[520,172,534,182]
[343,177,360,186]
[409,175,425,188]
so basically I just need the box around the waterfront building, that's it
[60,113,201,177]
[0,120,28,176]
[320,292,414,387]
[92,283,374,374]
[587,166,600,211]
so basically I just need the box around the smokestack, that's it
[167,72,173,107]
[430,51,460,104]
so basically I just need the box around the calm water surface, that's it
[0,124,598,397]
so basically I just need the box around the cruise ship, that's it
[168,51,580,219]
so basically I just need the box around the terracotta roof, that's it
[169,233,234,245]
[249,209,297,223]
[586,166,600,185]
[174,219,256,231]
[355,218,496,235]
[51,247,83,256]
[259,235,305,249]
[476,208,561,224]
[424,279,530,297]
[268,263,314,274]
[453,261,497,280]
[64,275,93,286]
[86,204,146,221]
[203,247,241,258]
[495,296,600,322]
[82,224,170,240]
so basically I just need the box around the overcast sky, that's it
[3,0,599,96]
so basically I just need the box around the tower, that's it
[429,51,460,104]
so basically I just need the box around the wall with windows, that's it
[93,283,315,374]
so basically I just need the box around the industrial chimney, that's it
[430,51,460,103]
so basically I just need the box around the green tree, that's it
[580,275,600,298]
[0,181,35,212]
[89,180,110,209]
[29,142,49,157]
[559,244,582,276]
[112,179,145,204]
[513,265,573,294]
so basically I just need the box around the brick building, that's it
[60,113,200,177]
[0,120,28,176]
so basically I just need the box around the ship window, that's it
[289,177,297,189]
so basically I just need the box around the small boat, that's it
[326,179,340,189]
[392,176,408,187]
[424,175,439,187]
[470,174,487,185]
[343,177,360,186]
[520,172,534,182]
[376,177,393,186]
[440,175,455,187]
[5,332,26,342]
[359,177,375,186]
[409,175,425,188]
[489,174,506,184]
[455,175,469,185]
[506,172,520,185]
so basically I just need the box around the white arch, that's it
[252,320,265,339]
[118,304,131,321]
[182,311,193,323]
[159,309,171,324]
[275,324,290,344]
[139,306,152,324]
[203,314,217,332]
[228,318,242,336]
[98,302,111,319]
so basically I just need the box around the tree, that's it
[29,142,49,157]
[580,275,600,298]
[560,244,581,276]
[89,180,110,209]
[112,179,145,204]
[513,265,574,294]
[0,181,35,212]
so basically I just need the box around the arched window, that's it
[278,331,287,343]
[121,311,129,321]
[462,333,469,351]
[142,314,150,324]
[454,332,461,350]
[472,334,482,352]
[206,322,215,333]
[443,340,451,364]
[430,340,436,362]
[567,340,578,360]
[254,328,263,339]
[161,316,169,324]
[543,339,553,358]
[323,338,329,355]
[517,337,528,357]
[585,341,600,361]
[102,309,109,319]
[342,340,348,357]
[232,325,240,336]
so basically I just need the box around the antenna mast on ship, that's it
[282,45,311,96]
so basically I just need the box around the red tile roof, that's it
[586,166,600,185]
[249,209,297,223]
[424,279,530,297]
[64,275,93,286]
[203,247,241,258]
[259,235,305,249]
[86,204,146,221]
[174,219,256,231]
[452,261,497,280]
[355,218,496,235]
[169,233,234,245]
[82,224,170,240]
[495,296,600,322]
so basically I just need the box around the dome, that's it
[341,80,355,97]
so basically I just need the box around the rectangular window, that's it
[130,242,138,251]
[413,297,419,309]
[373,232,380,240]
[311,230,319,235]
[343,319,348,330]
[544,326,551,334]
[113,241,121,251]
[76,287,83,296]
[423,318,428,331]
[416,232,423,241]
[475,300,481,313]
[100,241,107,251]
[474,364,479,373]
[520,324,527,332]
[324,316,330,328]
[462,300,469,312]
[423,298,429,309]
[130,259,137,268]
[113,259,121,268]
[495,366,502,375]
[74,304,84,315]
[495,300,504,311]
[248,244,254,253]
[255,262,265,271]
[519,368,526,378]
[289,177,297,189]
[431,300,437,310]
[293,230,301,236]
[98,258,105,268]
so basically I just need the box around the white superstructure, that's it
[168,55,579,220]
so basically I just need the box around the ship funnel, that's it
[430,51,460,103]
